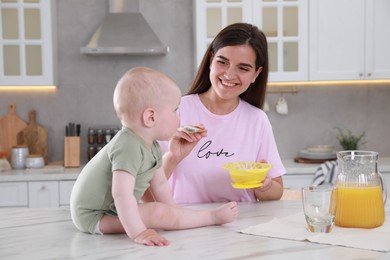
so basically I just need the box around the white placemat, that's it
[239,212,390,252]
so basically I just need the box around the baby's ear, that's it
[142,108,155,127]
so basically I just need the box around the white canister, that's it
[25,154,45,169]
[11,145,29,169]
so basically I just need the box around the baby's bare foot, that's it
[212,201,238,224]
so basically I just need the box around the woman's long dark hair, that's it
[187,23,269,109]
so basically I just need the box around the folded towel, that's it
[239,212,390,252]
[312,160,338,186]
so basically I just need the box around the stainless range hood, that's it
[80,0,169,55]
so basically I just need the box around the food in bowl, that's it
[222,161,271,189]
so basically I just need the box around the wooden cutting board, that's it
[0,103,27,161]
[294,157,336,164]
[17,110,49,164]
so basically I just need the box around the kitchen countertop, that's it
[283,156,390,174]
[0,164,79,181]
[0,200,388,259]
[1,157,390,182]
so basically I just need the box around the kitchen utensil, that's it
[223,161,271,189]
[66,122,80,137]
[0,103,27,162]
[276,96,288,115]
[294,157,333,164]
[334,151,387,228]
[306,145,334,153]
[17,110,48,164]
[298,149,336,160]
[64,136,80,167]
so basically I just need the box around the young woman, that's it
[162,23,286,203]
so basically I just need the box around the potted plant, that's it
[335,127,366,150]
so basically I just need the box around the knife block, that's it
[64,137,80,167]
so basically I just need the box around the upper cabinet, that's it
[196,0,390,82]
[309,0,390,81]
[195,0,309,82]
[0,0,57,86]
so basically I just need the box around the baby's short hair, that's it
[113,67,176,123]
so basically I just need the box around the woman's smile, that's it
[220,79,238,88]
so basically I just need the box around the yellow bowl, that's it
[222,161,271,189]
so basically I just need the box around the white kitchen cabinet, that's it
[0,0,57,86]
[195,0,308,82]
[28,181,59,208]
[309,0,390,81]
[0,179,76,208]
[59,180,75,207]
[0,182,28,207]
[0,166,79,208]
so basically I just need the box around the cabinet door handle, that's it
[359,73,363,78]
[367,73,372,77]
[41,185,46,190]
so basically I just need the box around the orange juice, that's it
[334,186,385,228]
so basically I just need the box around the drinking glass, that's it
[301,185,335,233]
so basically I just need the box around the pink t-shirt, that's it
[162,94,286,203]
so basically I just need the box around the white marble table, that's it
[0,200,388,259]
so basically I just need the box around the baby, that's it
[70,67,238,246]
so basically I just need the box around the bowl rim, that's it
[222,161,272,171]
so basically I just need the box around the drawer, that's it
[59,180,76,206]
[0,182,28,207]
[28,181,59,208]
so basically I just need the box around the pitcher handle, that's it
[379,171,387,205]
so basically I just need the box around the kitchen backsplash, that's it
[87,126,121,161]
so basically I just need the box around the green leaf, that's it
[334,127,366,150]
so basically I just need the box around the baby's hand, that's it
[133,228,170,246]
[168,124,207,160]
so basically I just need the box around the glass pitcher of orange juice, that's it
[334,151,387,228]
